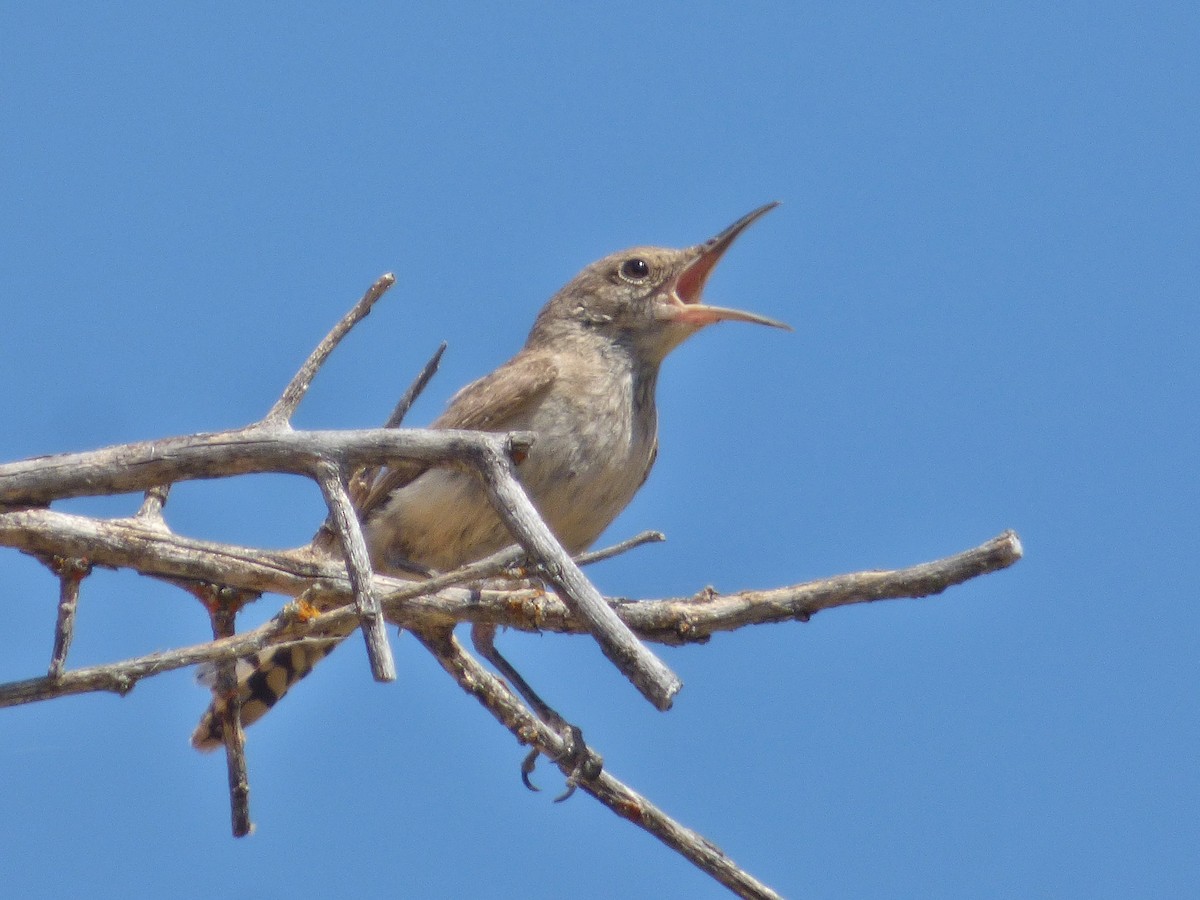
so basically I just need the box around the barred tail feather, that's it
[191,638,343,751]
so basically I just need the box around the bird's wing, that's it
[433,349,558,430]
[356,350,558,520]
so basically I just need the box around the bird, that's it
[192,202,787,751]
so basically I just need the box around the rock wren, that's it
[193,202,787,749]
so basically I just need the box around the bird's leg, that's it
[470,622,602,801]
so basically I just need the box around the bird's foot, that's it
[469,623,600,799]
[521,721,603,802]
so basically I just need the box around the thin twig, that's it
[263,273,396,425]
[383,529,665,591]
[384,342,447,429]
[349,341,448,511]
[203,586,255,838]
[45,555,91,679]
[416,627,782,900]
[0,602,345,707]
[403,543,525,592]
[573,530,665,567]
[135,485,170,522]
[314,461,395,682]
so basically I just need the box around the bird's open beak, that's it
[663,201,791,330]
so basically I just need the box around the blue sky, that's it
[1,3,1196,897]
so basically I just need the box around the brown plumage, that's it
[192,203,786,750]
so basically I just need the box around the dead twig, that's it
[348,341,448,511]
[207,587,254,837]
[573,530,666,567]
[43,555,92,679]
[384,341,447,430]
[314,460,395,682]
[264,273,396,426]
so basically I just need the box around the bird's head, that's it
[529,203,790,363]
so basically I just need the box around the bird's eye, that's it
[619,258,651,282]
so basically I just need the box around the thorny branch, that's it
[0,273,1024,897]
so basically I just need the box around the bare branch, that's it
[0,507,342,595]
[0,499,1021,643]
[0,602,339,707]
[0,422,678,707]
[134,484,171,522]
[0,532,1019,712]
[347,341,449,510]
[0,451,1020,891]
[471,439,682,711]
[43,555,91,678]
[263,273,396,425]
[574,530,665,567]
[416,627,782,900]
[314,460,395,682]
[616,529,1025,644]
[384,341,447,429]
[0,427,534,508]
[345,343,451,518]
[201,587,255,837]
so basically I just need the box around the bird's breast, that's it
[364,354,659,574]
[516,372,657,550]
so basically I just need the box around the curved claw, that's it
[521,748,541,792]
[518,725,604,800]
